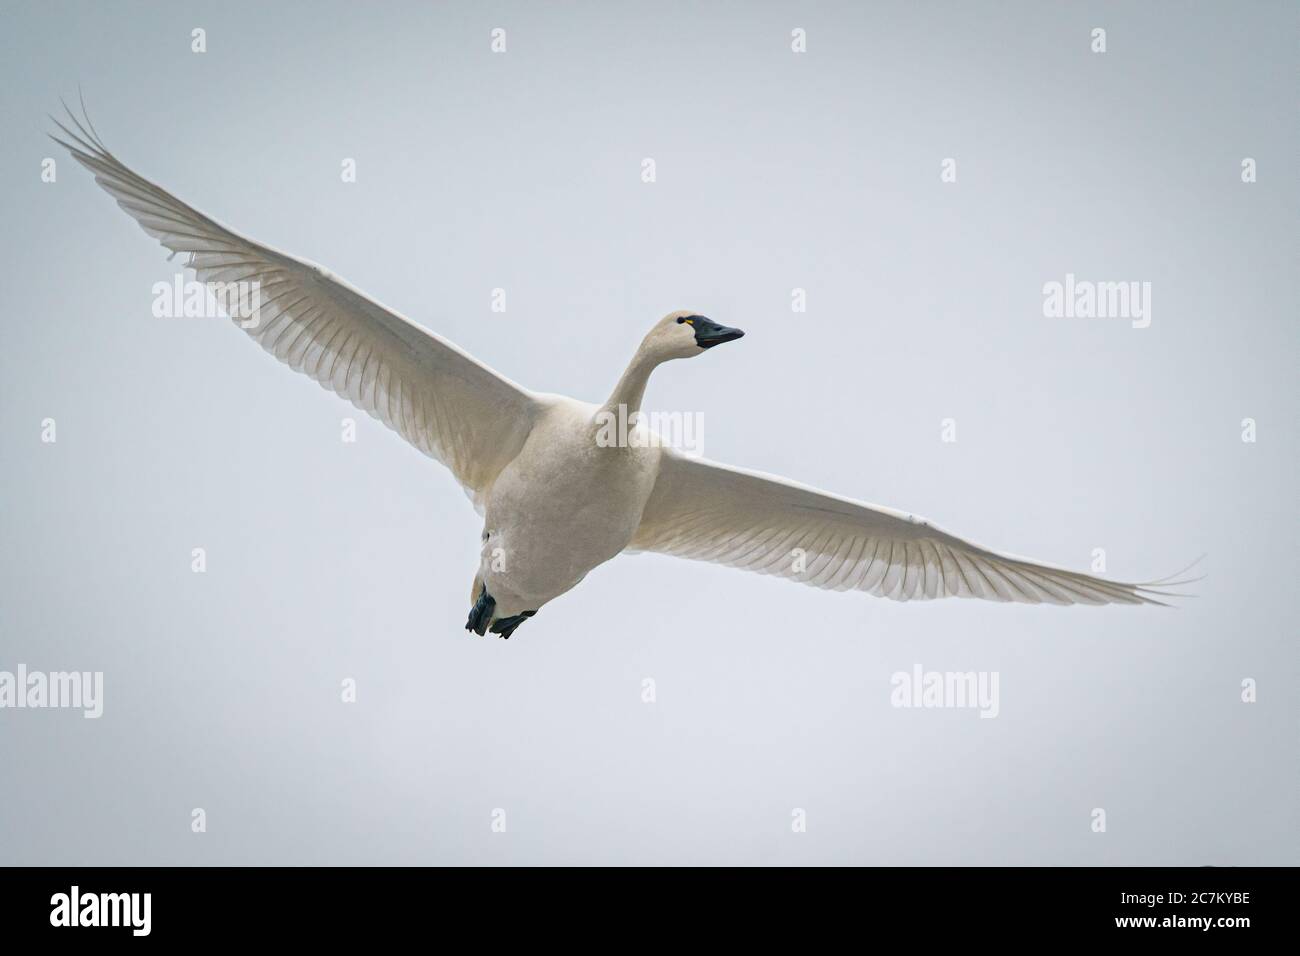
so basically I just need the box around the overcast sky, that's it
[0,0,1295,864]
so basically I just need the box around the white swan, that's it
[52,107,1189,639]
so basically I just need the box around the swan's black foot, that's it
[489,610,537,640]
[465,585,495,636]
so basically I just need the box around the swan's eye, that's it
[678,317,693,325]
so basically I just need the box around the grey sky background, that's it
[1,1,1295,865]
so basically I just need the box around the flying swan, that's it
[51,105,1192,639]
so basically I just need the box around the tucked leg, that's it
[488,610,537,640]
[465,584,496,636]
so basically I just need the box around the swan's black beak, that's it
[692,316,746,349]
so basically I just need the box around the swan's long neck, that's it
[600,340,660,420]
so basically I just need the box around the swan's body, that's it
[52,106,1186,639]
[477,396,661,620]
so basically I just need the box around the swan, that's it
[50,105,1191,640]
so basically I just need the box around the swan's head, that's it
[643,310,745,361]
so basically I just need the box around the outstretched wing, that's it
[632,451,1183,605]
[52,105,538,500]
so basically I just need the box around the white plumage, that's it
[52,104,1191,637]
